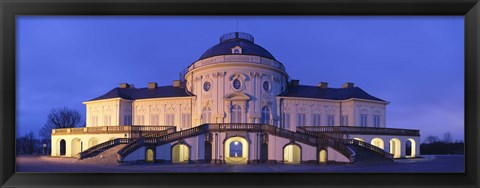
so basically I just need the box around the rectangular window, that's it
[165,114,175,125]
[150,114,159,125]
[312,114,321,126]
[327,115,335,126]
[181,114,191,129]
[92,116,98,126]
[373,115,381,127]
[360,114,368,127]
[297,113,306,126]
[282,113,291,129]
[341,115,348,126]
[136,115,145,125]
[103,115,111,126]
[123,115,132,125]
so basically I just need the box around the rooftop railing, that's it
[298,126,420,136]
[52,125,176,136]
[179,55,286,80]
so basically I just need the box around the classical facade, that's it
[51,32,420,164]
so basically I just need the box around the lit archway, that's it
[172,144,189,163]
[284,144,301,164]
[319,149,328,164]
[370,138,385,149]
[146,148,155,162]
[353,138,365,142]
[71,138,82,157]
[389,138,401,158]
[88,137,99,149]
[58,139,66,156]
[224,136,249,164]
[406,138,416,158]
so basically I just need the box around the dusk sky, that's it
[16,16,464,142]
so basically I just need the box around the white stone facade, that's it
[51,32,420,163]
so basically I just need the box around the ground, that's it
[16,155,464,173]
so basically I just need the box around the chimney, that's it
[342,82,354,88]
[290,79,300,86]
[173,80,181,88]
[148,82,158,89]
[119,83,130,89]
[318,82,328,89]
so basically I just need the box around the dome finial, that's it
[220,32,254,43]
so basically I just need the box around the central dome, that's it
[198,32,277,61]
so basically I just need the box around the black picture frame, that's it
[1,0,478,187]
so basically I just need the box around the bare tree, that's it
[424,135,440,144]
[39,107,82,140]
[443,132,453,143]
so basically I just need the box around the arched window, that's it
[202,106,211,124]
[231,105,242,123]
[261,106,270,124]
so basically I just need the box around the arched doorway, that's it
[224,136,249,164]
[231,104,242,123]
[71,138,82,157]
[371,138,385,149]
[88,137,99,149]
[261,106,270,124]
[172,144,189,163]
[283,144,301,164]
[389,138,401,158]
[58,139,66,156]
[146,148,155,162]
[406,138,416,158]
[319,149,328,164]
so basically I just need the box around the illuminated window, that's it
[103,115,111,126]
[150,114,159,125]
[181,114,191,129]
[165,114,175,125]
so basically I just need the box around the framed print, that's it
[1,0,479,188]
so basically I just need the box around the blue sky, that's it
[16,16,464,142]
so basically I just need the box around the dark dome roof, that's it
[198,32,277,61]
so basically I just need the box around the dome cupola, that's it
[198,32,277,61]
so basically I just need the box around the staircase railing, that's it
[298,126,420,136]
[298,127,393,161]
[343,139,394,160]
[117,124,356,163]
[117,125,209,161]
[79,138,132,159]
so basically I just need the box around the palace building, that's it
[51,32,420,164]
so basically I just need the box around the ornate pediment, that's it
[224,92,252,101]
